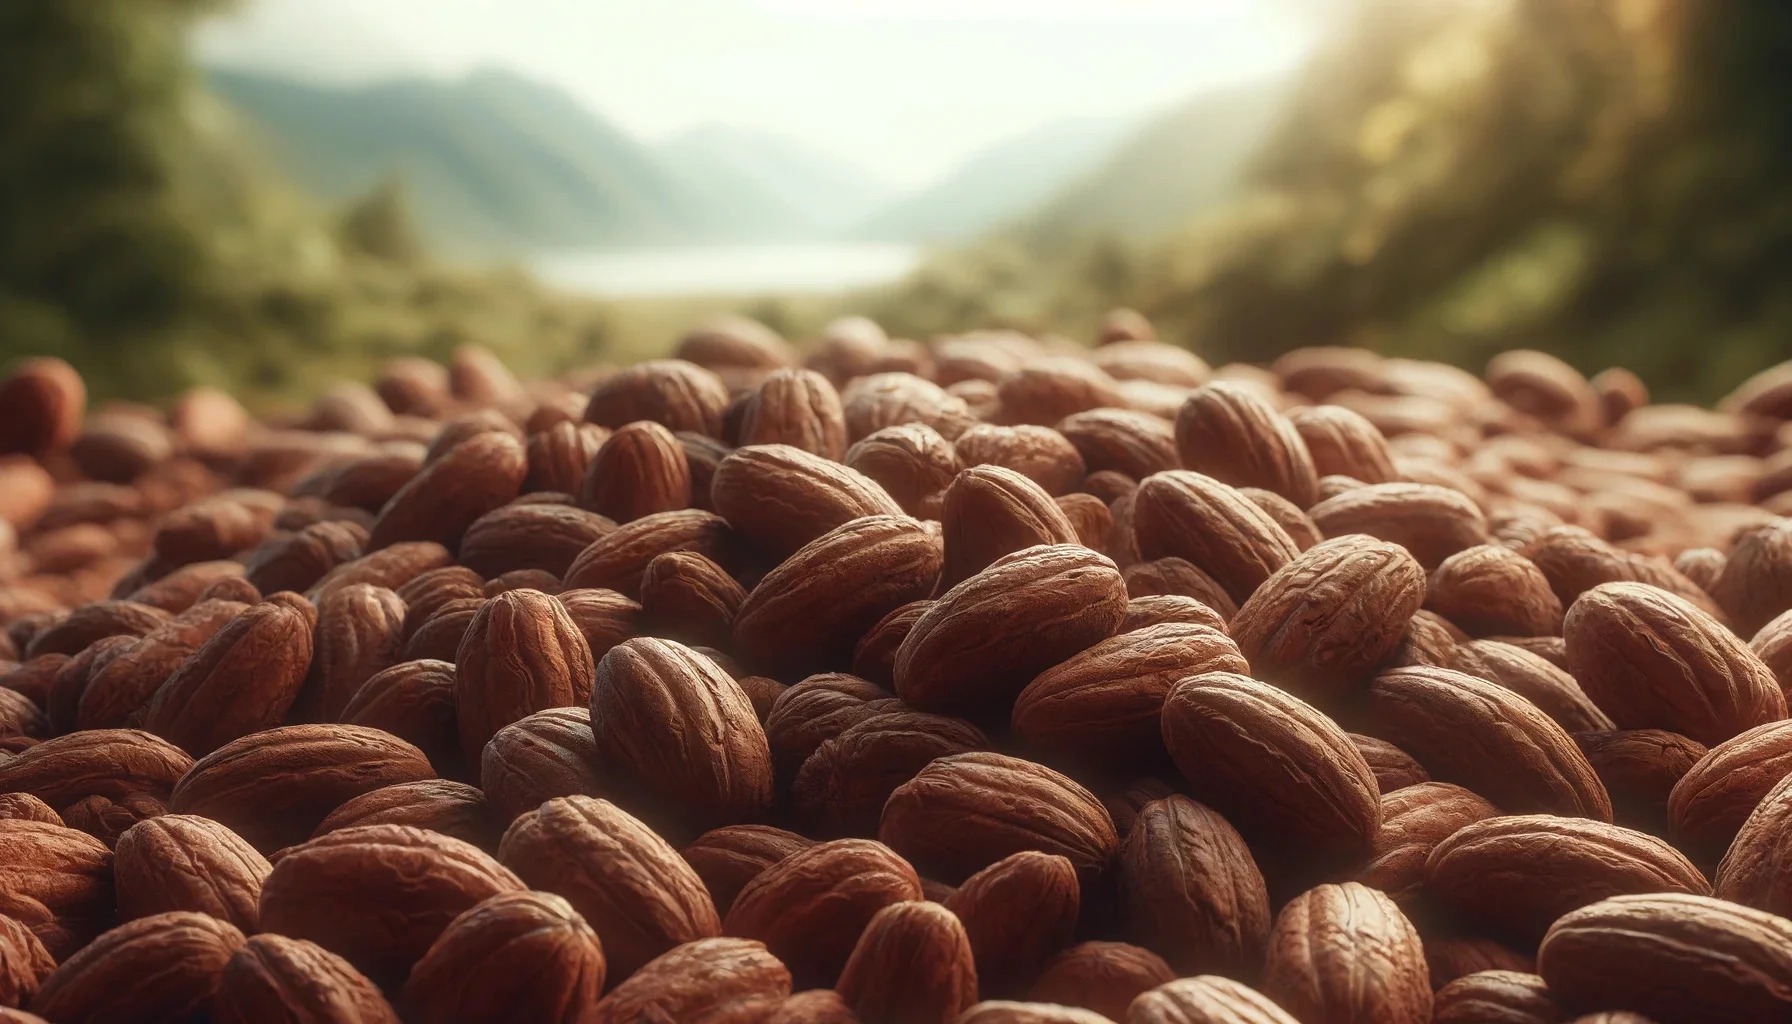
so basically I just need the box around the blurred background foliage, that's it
[0,0,645,409]
[2,0,1790,407]
[868,0,1792,402]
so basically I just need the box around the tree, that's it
[1142,0,1792,399]
[340,177,426,264]
[0,0,224,393]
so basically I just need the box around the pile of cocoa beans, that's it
[6,309,1792,1024]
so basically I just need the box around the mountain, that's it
[1019,77,1291,245]
[852,117,1138,243]
[856,75,1294,341]
[209,68,707,253]
[207,68,887,253]
[208,63,1286,263]
[658,124,892,240]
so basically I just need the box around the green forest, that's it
[4,0,1792,408]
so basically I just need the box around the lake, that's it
[532,242,923,298]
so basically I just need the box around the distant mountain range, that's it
[659,123,893,240]
[211,69,689,252]
[855,81,1289,248]
[850,117,1139,243]
[209,66,1290,256]
[1020,78,1292,245]
[209,68,895,254]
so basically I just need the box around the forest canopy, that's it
[0,0,618,407]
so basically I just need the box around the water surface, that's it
[532,242,922,297]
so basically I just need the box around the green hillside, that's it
[209,68,704,254]
[1133,0,1792,399]
[209,69,896,254]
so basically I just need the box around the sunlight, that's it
[757,0,1266,18]
[195,0,1315,188]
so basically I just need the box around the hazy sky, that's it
[196,0,1323,188]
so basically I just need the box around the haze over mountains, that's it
[850,117,1139,244]
[1018,79,1290,246]
[658,124,895,241]
[209,65,1288,257]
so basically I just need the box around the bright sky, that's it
[195,0,1325,188]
